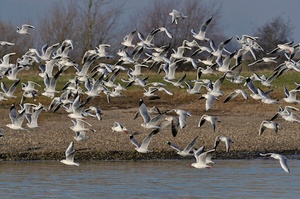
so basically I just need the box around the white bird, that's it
[60,141,79,166]
[169,9,187,24]
[223,89,248,103]
[6,104,27,131]
[26,104,46,128]
[260,153,290,173]
[213,136,234,152]
[198,94,218,111]
[167,135,199,156]
[121,29,137,48]
[74,131,89,142]
[282,86,300,103]
[191,148,216,169]
[257,88,279,104]
[1,79,20,98]
[0,41,15,46]
[111,121,128,134]
[138,99,164,129]
[259,120,280,136]
[248,55,280,66]
[70,119,94,132]
[129,130,158,153]
[198,114,220,132]
[16,24,35,35]
[171,109,191,129]
[191,16,213,41]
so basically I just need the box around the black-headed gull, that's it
[138,99,164,129]
[60,141,79,166]
[213,136,234,152]
[167,135,199,156]
[260,153,290,173]
[198,114,220,132]
[129,130,158,153]
[169,9,187,24]
[16,24,35,35]
[111,121,128,134]
[223,89,248,103]
[6,104,27,131]
[259,120,280,136]
[191,16,212,41]
[191,148,215,169]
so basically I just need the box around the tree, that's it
[253,16,294,55]
[38,0,125,61]
[127,0,225,50]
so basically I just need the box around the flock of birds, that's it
[1,9,299,173]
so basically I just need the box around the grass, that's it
[1,65,299,111]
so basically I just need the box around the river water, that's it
[0,159,299,199]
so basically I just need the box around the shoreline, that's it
[1,150,299,162]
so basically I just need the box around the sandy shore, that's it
[0,95,299,161]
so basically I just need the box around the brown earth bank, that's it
[0,93,300,161]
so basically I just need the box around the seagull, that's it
[167,135,199,156]
[16,24,35,35]
[191,148,216,169]
[191,16,213,41]
[213,136,234,152]
[26,103,46,128]
[138,99,164,129]
[169,9,187,24]
[1,79,20,99]
[282,86,300,103]
[74,131,89,142]
[260,153,290,173]
[129,130,158,153]
[223,89,248,103]
[6,104,28,131]
[0,41,15,46]
[248,55,280,66]
[198,114,220,132]
[111,121,128,134]
[198,93,219,111]
[70,119,94,133]
[259,120,280,136]
[270,105,299,122]
[257,87,279,104]
[121,29,137,48]
[169,109,191,129]
[60,141,79,166]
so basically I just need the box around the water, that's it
[0,159,299,199]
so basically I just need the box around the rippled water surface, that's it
[0,159,299,199]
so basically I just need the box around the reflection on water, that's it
[0,159,299,199]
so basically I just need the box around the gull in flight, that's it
[111,121,128,134]
[191,16,213,41]
[16,24,35,35]
[6,104,28,131]
[169,9,187,24]
[198,114,220,132]
[138,99,164,129]
[259,120,280,136]
[213,136,234,152]
[223,89,248,103]
[129,130,158,153]
[191,148,216,169]
[0,41,15,46]
[60,141,79,166]
[167,135,199,156]
[260,153,290,173]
